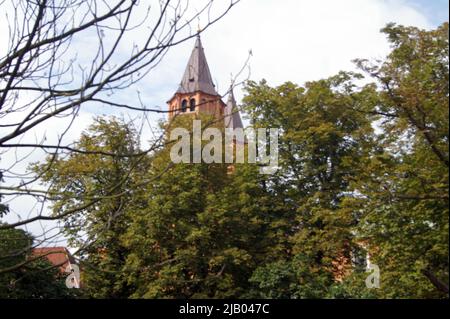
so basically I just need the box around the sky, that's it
[0,0,448,245]
[404,0,449,25]
[147,0,448,105]
[89,0,449,130]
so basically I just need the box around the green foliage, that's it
[249,254,333,299]
[327,272,379,299]
[241,70,377,298]
[351,22,449,298]
[33,117,149,298]
[26,23,449,299]
[121,114,273,298]
[242,23,448,299]
[0,226,75,298]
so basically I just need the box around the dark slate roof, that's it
[177,35,218,96]
[225,87,244,131]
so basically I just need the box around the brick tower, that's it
[168,34,226,121]
[167,35,246,172]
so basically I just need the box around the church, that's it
[167,34,244,132]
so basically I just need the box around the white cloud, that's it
[129,0,433,132]
[193,0,432,100]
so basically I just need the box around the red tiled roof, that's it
[32,247,74,272]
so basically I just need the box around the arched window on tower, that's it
[181,99,187,113]
[189,98,196,112]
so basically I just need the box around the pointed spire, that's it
[177,35,217,96]
[225,85,244,131]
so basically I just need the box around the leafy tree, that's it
[26,23,449,300]
[33,117,149,298]
[0,226,75,298]
[242,73,377,298]
[0,1,240,259]
[352,23,449,298]
[122,114,272,298]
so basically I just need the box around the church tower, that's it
[167,34,226,121]
[167,34,246,172]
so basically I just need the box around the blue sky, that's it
[406,0,449,25]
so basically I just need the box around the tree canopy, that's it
[4,22,449,299]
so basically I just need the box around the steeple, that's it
[177,35,218,96]
[224,87,244,130]
[167,35,225,121]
